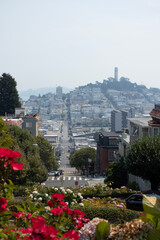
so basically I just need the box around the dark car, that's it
[125,193,143,211]
[125,193,160,211]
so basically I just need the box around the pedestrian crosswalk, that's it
[50,176,87,181]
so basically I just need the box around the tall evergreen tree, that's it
[0,73,21,116]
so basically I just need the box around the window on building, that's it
[108,150,115,161]
[131,125,139,136]
[109,140,117,146]
[26,122,32,128]
[148,128,152,136]
[153,128,159,136]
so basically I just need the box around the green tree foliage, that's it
[36,136,57,171]
[9,126,48,184]
[126,136,160,190]
[104,158,128,188]
[70,147,96,171]
[0,118,15,148]
[0,73,21,116]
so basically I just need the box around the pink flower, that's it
[51,206,63,216]
[0,197,7,212]
[51,193,65,201]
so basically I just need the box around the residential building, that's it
[128,117,151,144]
[22,114,40,136]
[148,104,160,136]
[111,110,122,132]
[94,131,120,175]
[111,109,135,132]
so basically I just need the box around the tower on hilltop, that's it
[56,86,63,99]
[114,67,118,81]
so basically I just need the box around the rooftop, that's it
[127,117,151,127]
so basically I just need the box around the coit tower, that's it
[114,67,118,81]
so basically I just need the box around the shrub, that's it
[73,205,141,224]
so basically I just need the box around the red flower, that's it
[82,218,90,223]
[63,207,73,216]
[62,230,79,240]
[10,160,24,170]
[74,219,83,228]
[0,148,21,159]
[142,212,146,216]
[59,201,68,208]
[14,212,25,218]
[47,200,55,208]
[51,206,63,216]
[31,216,46,233]
[51,193,65,201]
[43,225,58,238]
[0,197,7,212]
[72,209,85,218]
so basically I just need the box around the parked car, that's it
[48,170,60,177]
[125,193,160,211]
[125,193,143,211]
[48,171,57,176]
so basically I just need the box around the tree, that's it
[104,158,128,188]
[36,136,57,171]
[70,147,96,172]
[9,126,48,184]
[126,136,160,190]
[0,73,21,116]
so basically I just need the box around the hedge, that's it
[73,206,141,224]
[81,192,133,199]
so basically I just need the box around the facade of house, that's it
[148,104,160,136]
[94,131,120,175]
[128,117,151,144]
[22,114,40,136]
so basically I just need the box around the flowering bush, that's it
[0,192,89,239]
[82,197,126,210]
[0,148,89,240]
[80,184,137,198]
[28,186,84,207]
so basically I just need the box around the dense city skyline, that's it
[0,0,160,91]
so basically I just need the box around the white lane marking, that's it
[73,177,76,180]
[68,176,71,180]
[63,177,65,180]
[51,177,55,180]
[79,177,82,180]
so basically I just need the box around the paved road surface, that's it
[44,118,105,187]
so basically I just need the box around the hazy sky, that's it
[0,0,160,91]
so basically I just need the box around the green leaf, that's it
[147,229,160,240]
[143,194,160,218]
[96,221,110,240]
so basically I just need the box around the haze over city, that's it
[0,0,160,91]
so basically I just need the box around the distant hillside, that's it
[19,87,73,100]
